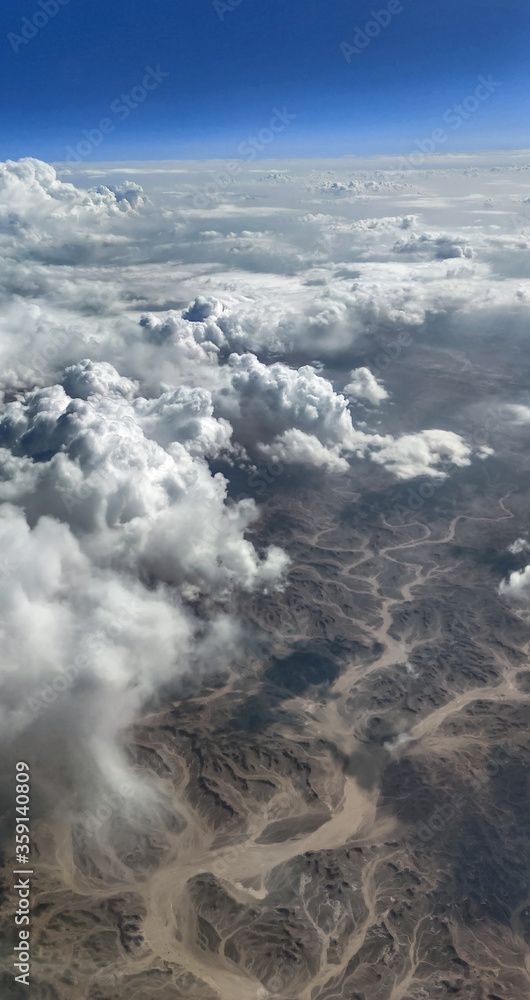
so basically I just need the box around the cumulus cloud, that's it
[1,153,521,817]
[2,156,529,392]
[0,358,288,803]
[508,537,530,554]
[0,156,146,214]
[0,503,231,756]
[499,565,530,602]
[0,362,286,593]
[213,354,365,461]
[344,367,389,406]
[503,404,530,425]
[500,539,530,600]
[0,157,148,264]
[368,429,473,480]
[203,354,472,478]
[393,232,474,260]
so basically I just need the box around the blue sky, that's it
[0,0,528,161]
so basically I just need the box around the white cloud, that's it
[0,359,288,795]
[499,565,530,602]
[344,367,389,405]
[503,404,530,425]
[508,537,530,554]
[213,354,365,460]
[259,430,350,472]
[368,429,473,481]
[0,363,286,593]
[393,232,474,260]
[1,152,524,815]
[63,359,138,400]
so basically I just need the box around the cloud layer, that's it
[1,152,528,812]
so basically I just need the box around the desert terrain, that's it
[2,430,529,1000]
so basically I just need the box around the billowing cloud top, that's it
[344,367,389,405]
[1,153,527,807]
[499,566,530,602]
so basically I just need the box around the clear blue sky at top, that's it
[0,0,528,161]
